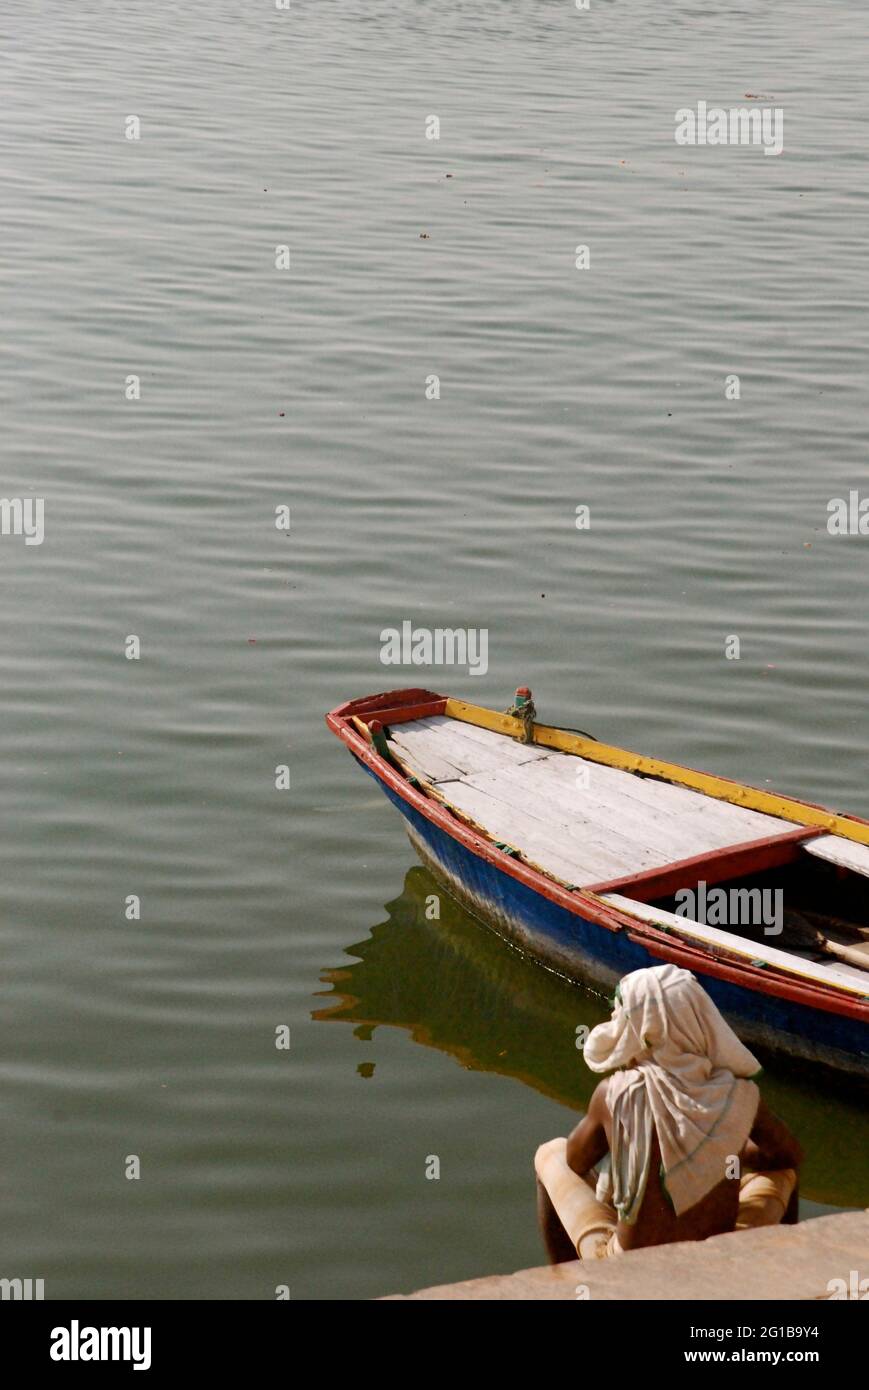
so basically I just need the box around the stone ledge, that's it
[386,1210,869,1300]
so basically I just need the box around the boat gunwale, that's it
[325,688,869,1021]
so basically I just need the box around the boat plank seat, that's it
[803,834,869,880]
[602,894,869,998]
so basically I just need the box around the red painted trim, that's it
[325,690,869,1023]
[586,827,819,903]
[358,699,447,727]
[330,687,447,720]
[626,926,868,1023]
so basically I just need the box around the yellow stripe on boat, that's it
[444,698,869,850]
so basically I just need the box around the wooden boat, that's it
[326,687,869,1076]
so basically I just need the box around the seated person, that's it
[535,963,802,1261]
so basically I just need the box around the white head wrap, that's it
[585,963,760,1221]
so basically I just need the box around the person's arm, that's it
[743,1098,804,1172]
[564,1081,610,1177]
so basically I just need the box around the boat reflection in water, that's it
[316,865,613,1110]
[316,866,869,1213]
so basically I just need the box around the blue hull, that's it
[365,763,869,1077]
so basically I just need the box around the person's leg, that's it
[534,1137,616,1261]
[536,1175,579,1264]
[736,1168,798,1229]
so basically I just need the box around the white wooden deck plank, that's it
[390,719,548,779]
[411,715,551,767]
[439,781,643,884]
[448,768,668,869]
[388,715,802,886]
[388,726,499,779]
[787,951,869,986]
[520,837,619,887]
[492,758,734,855]
[602,894,868,997]
[413,721,790,839]
[386,731,467,783]
[803,835,869,879]
[543,760,765,849]
[458,757,793,871]
[530,754,789,840]
[441,780,637,881]
[460,763,713,867]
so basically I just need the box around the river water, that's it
[2,0,867,1299]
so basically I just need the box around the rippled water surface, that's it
[2,0,868,1299]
